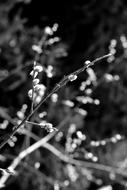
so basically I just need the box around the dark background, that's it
[0,0,127,189]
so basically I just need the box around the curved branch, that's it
[0,53,111,149]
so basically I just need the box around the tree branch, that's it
[0,53,111,149]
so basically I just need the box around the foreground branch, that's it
[0,53,111,149]
[0,124,127,187]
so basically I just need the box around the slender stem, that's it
[0,53,111,149]
[26,121,41,126]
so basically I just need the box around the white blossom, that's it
[28,89,33,98]
[44,26,53,35]
[52,23,59,32]
[68,74,77,82]
[51,93,58,102]
[34,65,43,72]
[62,100,74,107]
[33,79,40,86]
[46,65,53,78]
[84,60,91,66]
[34,84,46,92]
[32,45,42,54]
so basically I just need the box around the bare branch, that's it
[0,53,111,149]
[0,130,126,188]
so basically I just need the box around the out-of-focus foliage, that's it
[0,0,127,190]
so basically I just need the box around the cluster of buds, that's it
[44,23,58,36]
[83,151,98,162]
[66,124,77,153]
[45,37,60,46]
[66,125,98,162]
[28,61,46,105]
[39,111,47,119]
[51,93,58,103]
[32,44,43,54]
[76,96,100,105]
[26,120,58,133]
[30,61,43,77]
[86,67,97,86]
[74,108,87,116]
[8,135,17,147]
[46,65,54,78]
[90,133,124,147]
[10,104,28,140]
[66,124,86,153]
[0,120,9,129]
[104,73,120,82]
[79,80,91,91]
[62,100,74,107]
[16,104,28,121]
[120,34,127,50]
[39,121,58,133]
[55,131,63,142]
[79,68,96,97]
[72,147,98,163]
[32,23,59,54]
[66,164,79,182]
[107,39,117,63]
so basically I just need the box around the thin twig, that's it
[42,142,127,176]
[0,53,111,149]
[0,130,126,188]
[0,116,69,187]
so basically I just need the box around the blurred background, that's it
[0,0,127,189]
